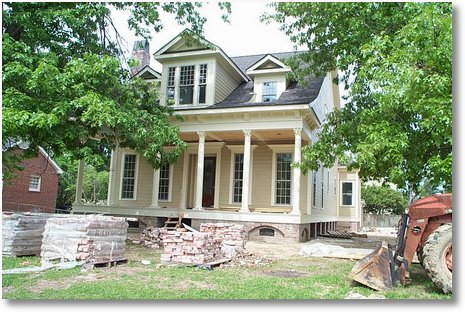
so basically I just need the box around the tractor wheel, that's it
[422,223,452,294]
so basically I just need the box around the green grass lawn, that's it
[2,243,452,300]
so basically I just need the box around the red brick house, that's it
[2,147,63,213]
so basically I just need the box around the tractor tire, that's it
[422,223,452,294]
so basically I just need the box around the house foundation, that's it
[191,219,338,243]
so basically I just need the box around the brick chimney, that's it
[131,39,150,75]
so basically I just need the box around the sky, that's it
[112,1,303,72]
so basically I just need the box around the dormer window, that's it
[262,81,277,102]
[167,67,176,101]
[180,65,195,104]
[198,64,207,104]
[164,64,208,106]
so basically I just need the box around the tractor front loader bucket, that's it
[349,240,398,291]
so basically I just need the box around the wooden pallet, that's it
[319,230,353,239]
[83,258,127,269]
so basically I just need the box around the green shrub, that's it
[362,185,408,215]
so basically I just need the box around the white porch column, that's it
[179,151,189,210]
[240,129,252,212]
[194,131,206,210]
[74,159,85,205]
[292,128,302,215]
[107,149,117,205]
[150,169,160,208]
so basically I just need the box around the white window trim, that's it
[269,145,294,206]
[162,60,214,107]
[262,81,277,102]
[320,166,325,210]
[227,145,256,205]
[312,170,317,209]
[29,175,41,192]
[119,152,139,201]
[158,164,174,203]
[340,181,355,207]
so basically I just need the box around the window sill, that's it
[29,189,40,192]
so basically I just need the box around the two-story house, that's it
[72,30,362,242]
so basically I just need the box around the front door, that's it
[202,157,216,207]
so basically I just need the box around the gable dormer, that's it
[153,30,248,107]
[133,65,161,82]
[246,54,292,103]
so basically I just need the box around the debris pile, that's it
[199,223,246,257]
[2,212,53,256]
[160,228,223,264]
[220,250,272,268]
[41,215,128,265]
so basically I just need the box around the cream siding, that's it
[338,169,361,220]
[215,62,241,103]
[311,73,337,123]
[157,156,184,209]
[250,145,273,208]
[219,146,231,207]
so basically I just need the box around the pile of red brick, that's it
[160,223,247,264]
[199,223,246,257]
[132,226,163,249]
[160,228,222,264]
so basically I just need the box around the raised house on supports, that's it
[72,30,362,242]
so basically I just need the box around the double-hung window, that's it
[341,182,354,206]
[262,81,277,102]
[179,65,195,105]
[198,64,207,104]
[166,67,176,101]
[232,153,244,203]
[168,64,208,106]
[121,154,137,199]
[158,163,170,201]
[29,176,41,192]
[275,153,292,204]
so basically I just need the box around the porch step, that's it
[163,216,182,231]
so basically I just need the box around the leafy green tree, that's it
[362,185,408,215]
[55,153,109,212]
[2,2,230,178]
[264,2,452,194]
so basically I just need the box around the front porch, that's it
[73,125,319,219]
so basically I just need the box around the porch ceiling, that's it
[180,129,308,144]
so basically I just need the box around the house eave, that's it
[174,103,312,116]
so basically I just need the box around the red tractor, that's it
[350,193,452,294]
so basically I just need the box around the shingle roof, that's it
[231,52,303,75]
[209,51,324,109]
